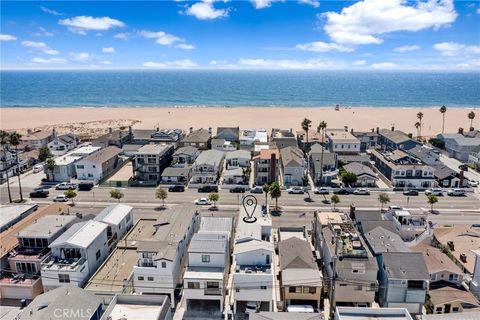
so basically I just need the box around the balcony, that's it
[235,264,271,274]
[41,255,87,272]
[8,247,50,262]
[0,273,41,287]
[204,288,222,296]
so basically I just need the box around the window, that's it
[449,274,459,282]
[431,274,437,281]
[202,255,210,263]
[138,276,144,281]
[435,307,443,313]
[147,277,154,281]
[96,250,101,260]
[16,262,36,274]
[188,282,200,289]
[92,165,96,168]
[207,282,219,288]
[303,287,316,294]
[77,165,84,169]
[161,262,166,268]
[260,286,267,290]
[354,285,362,291]
[452,307,459,312]
[289,287,296,293]
[58,274,70,283]
[295,287,302,293]
[88,173,93,178]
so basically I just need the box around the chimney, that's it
[447,241,455,251]
[376,127,379,134]
[469,127,474,132]
[128,126,133,136]
[458,127,464,135]
[408,133,413,138]
[391,126,395,132]
[156,127,160,131]
[208,127,212,134]
[371,128,374,133]
[350,128,354,134]
[460,253,467,263]
[52,128,57,139]
[459,170,464,188]
[27,129,32,135]
[290,128,293,133]
[109,128,113,134]
[189,127,193,134]
[270,152,276,183]
[344,126,348,132]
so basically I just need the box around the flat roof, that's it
[199,216,233,235]
[0,204,37,230]
[335,307,413,320]
[95,204,132,226]
[135,144,172,155]
[326,129,360,143]
[184,268,224,280]
[50,220,107,249]
[108,303,163,320]
[18,215,76,239]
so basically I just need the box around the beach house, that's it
[21,129,54,148]
[309,143,338,186]
[131,128,184,147]
[437,133,480,162]
[280,146,305,186]
[216,127,240,142]
[75,146,122,182]
[378,128,420,151]
[191,149,225,185]
[172,146,200,167]
[343,162,378,187]
[132,144,174,184]
[240,128,268,148]
[47,145,100,182]
[270,128,298,149]
[179,128,212,150]
[47,131,78,157]
[253,148,280,185]
[325,128,361,155]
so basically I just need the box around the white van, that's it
[33,164,43,173]
[287,305,315,313]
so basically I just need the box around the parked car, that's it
[32,164,43,173]
[313,187,329,195]
[53,194,68,202]
[458,164,469,171]
[334,188,351,195]
[467,180,479,187]
[168,185,185,192]
[287,305,315,313]
[29,188,49,198]
[78,181,94,191]
[447,188,466,196]
[250,186,263,194]
[425,188,443,196]
[287,186,304,194]
[353,188,370,195]
[198,185,218,193]
[230,187,245,193]
[194,198,211,205]
[245,301,260,314]
[403,189,419,196]
[388,205,403,210]
[55,182,77,190]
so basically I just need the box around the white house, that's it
[325,129,361,155]
[75,146,121,182]
[191,150,225,185]
[226,150,251,168]
[47,145,100,182]
[437,133,480,162]
[468,146,480,170]
[211,138,237,152]
[41,220,109,291]
[94,204,134,251]
[133,204,200,308]
[47,133,78,157]
[240,128,268,147]
[280,146,305,186]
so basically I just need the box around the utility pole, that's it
[329,231,338,317]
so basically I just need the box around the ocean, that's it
[1,70,479,108]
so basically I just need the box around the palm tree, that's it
[301,118,312,144]
[45,157,56,182]
[416,112,424,137]
[9,132,23,202]
[317,121,327,143]
[262,184,270,207]
[269,181,281,211]
[439,105,447,133]
[0,130,12,203]
[317,121,327,185]
[414,122,421,138]
[378,193,390,212]
[468,111,476,129]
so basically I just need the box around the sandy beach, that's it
[1,107,478,139]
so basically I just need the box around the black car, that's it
[403,189,419,196]
[168,185,185,192]
[29,188,49,198]
[333,188,350,195]
[198,185,218,193]
[229,187,245,193]
[78,182,94,191]
[458,164,469,171]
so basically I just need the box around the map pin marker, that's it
[242,195,258,223]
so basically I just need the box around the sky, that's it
[1,0,479,70]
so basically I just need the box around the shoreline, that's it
[2,105,479,109]
[1,106,478,139]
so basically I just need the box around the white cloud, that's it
[477,8,480,15]
[251,0,282,9]
[371,62,399,70]
[433,42,480,56]
[296,41,353,52]
[32,27,54,37]
[142,59,197,69]
[176,43,195,50]
[298,0,320,8]
[69,52,92,62]
[101,60,112,65]
[238,57,345,69]
[30,57,66,64]
[40,6,62,16]
[139,30,193,49]
[186,1,228,20]
[102,47,116,53]
[0,34,17,41]
[114,32,130,40]
[394,45,421,52]
[323,0,457,45]
[21,41,59,55]
[352,60,367,66]
[59,16,125,34]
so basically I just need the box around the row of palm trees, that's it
[0,130,24,203]
[416,107,476,138]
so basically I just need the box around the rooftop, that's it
[278,237,316,270]
[199,216,233,235]
[383,252,429,280]
[188,233,228,254]
[78,146,121,165]
[325,129,360,144]
[21,130,52,141]
[411,240,463,275]
[173,145,199,157]
[335,307,413,320]
[438,133,480,146]
[182,128,211,143]
[134,144,172,155]
[343,162,377,178]
[364,226,409,255]
[379,128,413,144]
[250,312,323,320]
[18,215,76,239]
[102,294,170,320]
[161,166,191,177]
[94,204,133,226]
[280,146,304,167]
[253,148,280,160]
[50,220,107,249]
[0,204,37,231]
[428,285,479,307]
[417,311,480,320]
[195,149,224,166]
[226,149,251,160]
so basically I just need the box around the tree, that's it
[317,121,327,184]
[439,105,447,134]
[9,132,23,202]
[269,181,282,210]
[414,122,421,138]
[341,171,357,187]
[242,167,251,183]
[110,189,124,202]
[0,130,12,203]
[378,193,390,212]
[417,112,424,137]
[262,184,270,207]
[317,121,327,143]
[301,118,312,144]
[45,157,56,182]
[209,192,219,207]
[427,194,438,212]
[156,188,168,208]
[38,146,52,162]
[331,194,340,210]
[468,111,476,129]
[64,189,77,206]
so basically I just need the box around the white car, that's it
[194,198,211,205]
[32,164,43,173]
[425,188,443,196]
[250,186,263,194]
[287,187,304,194]
[245,301,260,314]
[353,188,370,195]
[467,180,479,187]
[55,182,77,190]
[447,188,466,196]
[388,205,403,210]
[53,194,68,202]
[313,187,329,195]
